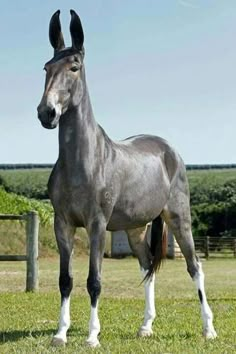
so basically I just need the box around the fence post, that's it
[205,236,209,259]
[26,211,39,292]
[233,239,236,258]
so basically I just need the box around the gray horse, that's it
[37,9,217,348]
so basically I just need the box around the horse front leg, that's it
[86,218,106,348]
[52,215,75,346]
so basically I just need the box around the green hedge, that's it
[191,179,236,237]
[0,187,53,225]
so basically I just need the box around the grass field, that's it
[0,257,236,353]
[0,169,51,199]
[187,168,236,186]
[1,168,236,199]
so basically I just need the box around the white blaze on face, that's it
[47,89,62,121]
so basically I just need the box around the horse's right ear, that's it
[49,10,65,53]
[70,10,84,51]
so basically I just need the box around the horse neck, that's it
[58,76,102,173]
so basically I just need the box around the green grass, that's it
[187,168,236,187]
[0,258,235,353]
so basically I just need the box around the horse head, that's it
[37,10,85,129]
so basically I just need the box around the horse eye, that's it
[70,66,79,72]
[43,67,47,72]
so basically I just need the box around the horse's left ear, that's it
[70,10,84,51]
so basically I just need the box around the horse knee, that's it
[59,274,73,299]
[187,265,198,279]
[87,276,101,307]
[186,258,200,279]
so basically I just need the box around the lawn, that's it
[0,257,236,353]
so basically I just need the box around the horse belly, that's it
[107,181,169,230]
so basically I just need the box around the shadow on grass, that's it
[0,327,87,343]
[159,331,194,340]
[102,329,195,342]
[0,329,55,343]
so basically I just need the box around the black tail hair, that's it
[144,215,167,282]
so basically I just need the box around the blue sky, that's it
[0,0,235,164]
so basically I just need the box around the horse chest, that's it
[49,171,114,224]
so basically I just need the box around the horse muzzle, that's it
[37,104,61,129]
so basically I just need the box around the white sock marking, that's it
[54,297,71,342]
[140,269,156,333]
[86,304,100,347]
[194,262,217,338]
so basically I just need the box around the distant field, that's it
[0,258,235,353]
[0,167,235,199]
[187,168,236,187]
[0,168,51,199]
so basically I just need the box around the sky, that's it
[0,0,235,164]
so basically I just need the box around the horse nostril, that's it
[49,108,56,119]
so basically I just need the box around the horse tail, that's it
[144,215,168,282]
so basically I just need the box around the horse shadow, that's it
[0,327,194,344]
[0,327,87,343]
[0,329,54,343]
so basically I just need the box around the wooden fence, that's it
[0,211,39,291]
[111,230,236,259]
[175,236,236,259]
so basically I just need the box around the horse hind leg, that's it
[126,225,156,338]
[162,188,217,339]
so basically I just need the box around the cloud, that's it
[178,0,199,9]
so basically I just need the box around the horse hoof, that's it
[51,336,66,346]
[137,328,153,337]
[86,337,101,348]
[203,328,217,340]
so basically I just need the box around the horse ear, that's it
[70,10,84,51]
[49,10,65,53]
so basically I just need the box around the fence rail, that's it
[175,236,236,259]
[0,211,39,291]
[0,214,26,220]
